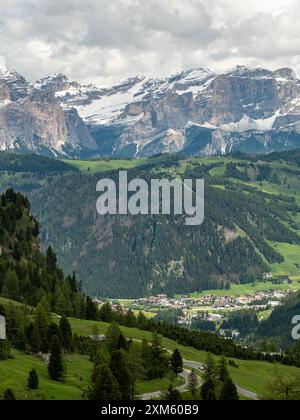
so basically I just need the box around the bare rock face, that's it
[1,65,300,157]
[53,65,300,157]
[0,69,96,156]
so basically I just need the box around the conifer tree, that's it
[109,350,131,400]
[165,384,182,401]
[117,334,128,351]
[3,388,16,400]
[201,379,216,401]
[86,297,98,321]
[88,364,121,401]
[105,323,122,353]
[188,369,199,399]
[218,357,229,383]
[48,335,64,381]
[220,377,239,401]
[170,348,183,376]
[59,316,73,351]
[28,369,39,390]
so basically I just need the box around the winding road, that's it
[140,359,259,400]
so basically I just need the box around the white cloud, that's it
[0,0,299,84]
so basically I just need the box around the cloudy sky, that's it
[0,0,300,85]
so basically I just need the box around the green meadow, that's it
[64,158,145,173]
[67,318,300,397]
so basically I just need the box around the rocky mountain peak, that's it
[0,67,32,100]
[1,65,300,158]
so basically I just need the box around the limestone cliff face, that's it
[0,69,96,156]
[1,65,300,157]
[0,80,11,104]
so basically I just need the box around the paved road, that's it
[183,360,259,400]
[140,369,198,401]
[140,359,259,400]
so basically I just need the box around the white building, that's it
[0,315,6,340]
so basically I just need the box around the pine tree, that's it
[88,364,121,401]
[124,310,137,327]
[86,297,98,321]
[99,302,114,323]
[218,357,229,383]
[27,322,41,353]
[127,343,145,401]
[15,325,27,351]
[93,347,110,373]
[145,333,169,380]
[59,316,73,351]
[165,384,182,401]
[46,246,57,272]
[34,299,51,352]
[3,388,16,400]
[109,350,131,400]
[204,353,217,382]
[201,354,218,400]
[170,349,183,376]
[28,369,39,390]
[105,323,122,353]
[48,335,64,381]
[220,377,239,401]
[0,340,10,360]
[2,270,19,300]
[117,334,128,351]
[201,379,216,401]
[188,369,199,399]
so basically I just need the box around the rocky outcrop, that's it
[1,65,300,157]
[0,68,96,156]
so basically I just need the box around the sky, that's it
[0,0,300,85]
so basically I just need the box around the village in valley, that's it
[93,285,295,341]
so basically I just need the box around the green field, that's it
[0,348,182,400]
[269,242,300,278]
[188,281,300,298]
[136,375,184,395]
[64,158,145,173]
[0,351,92,400]
[0,296,34,309]
[68,318,300,397]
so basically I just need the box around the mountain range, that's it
[1,65,300,158]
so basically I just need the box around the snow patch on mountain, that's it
[220,112,281,133]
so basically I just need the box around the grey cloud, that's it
[0,0,299,84]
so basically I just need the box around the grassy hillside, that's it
[0,348,184,400]
[3,314,296,399]
[68,318,300,396]
[189,281,300,298]
[64,158,145,173]
[0,351,92,400]
[1,294,300,399]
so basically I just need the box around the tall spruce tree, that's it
[28,369,39,390]
[201,379,217,401]
[188,369,199,399]
[220,377,239,401]
[86,297,98,321]
[117,334,128,351]
[88,364,121,401]
[59,316,73,351]
[165,384,182,401]
[109,350,131,400]
[3,389,16,400]
[218,357,229,383]
[170,349,183,377]
[48,335,64,381]
[105,323,122,353]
